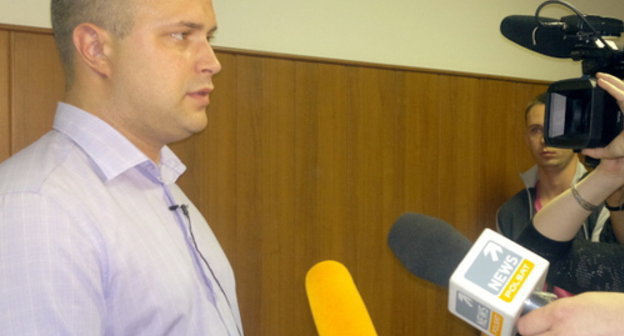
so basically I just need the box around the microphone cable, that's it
[535,0,611,49]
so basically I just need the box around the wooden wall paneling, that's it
[375,69,409,225]
[395,71,481,335]
[386,71,448,335]
[402,71,443,215]
[294,60,380,334]
[292,60,341,333]
[293,60,352,260]
[0,30,9,161]
[11,32,64,154]
[290,63,481,335]
[344,66,407,335]
[293,62,389,335]
[234,54,301,335]
[434,75,482,234]
[434,74,484,335]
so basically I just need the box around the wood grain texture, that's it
[1,26,548,336]
[10,32,65,153]
[0,31,9,161]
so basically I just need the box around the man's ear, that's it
[72,23,113,79]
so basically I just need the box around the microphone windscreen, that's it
[305,260,378,336]
[388,213,472,287]
[500,15,577,58]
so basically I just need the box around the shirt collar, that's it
[52,102,186,183]
[520,160,588,189]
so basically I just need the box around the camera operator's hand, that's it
[517,292,624,336]
[582,73,624,159]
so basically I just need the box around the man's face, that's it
[106,0,221,148]
[525,104,576,169]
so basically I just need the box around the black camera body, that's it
[501,2,624,149]
[545,75,623,148]
[542,13,624,150]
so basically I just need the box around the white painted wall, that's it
[1,0,623,81]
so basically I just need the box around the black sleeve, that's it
[517,223,624,293]
[598,218,619,243]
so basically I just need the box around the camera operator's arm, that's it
[533,161,624,241]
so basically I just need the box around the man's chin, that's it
[187,109,209,129]
[168,116,208,143]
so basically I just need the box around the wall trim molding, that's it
[0,23,550,85]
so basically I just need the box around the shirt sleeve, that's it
[0,192,106,335]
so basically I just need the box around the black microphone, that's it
[169,204,189,216]
[387,213,471,288]
[500,15,578,58]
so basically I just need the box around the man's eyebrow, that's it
[174,21,218,33]
[174,21,203,29]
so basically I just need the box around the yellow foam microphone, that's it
[305,260,378,336]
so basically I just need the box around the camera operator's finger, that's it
[585,73,624,160]
[582,132,624,159]
[596,72,624,106]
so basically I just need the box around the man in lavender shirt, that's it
[0,0,243,335]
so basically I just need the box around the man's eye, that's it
[171,32,189,40]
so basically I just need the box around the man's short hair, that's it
[50,0,136,85]
[524,92,547,124]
